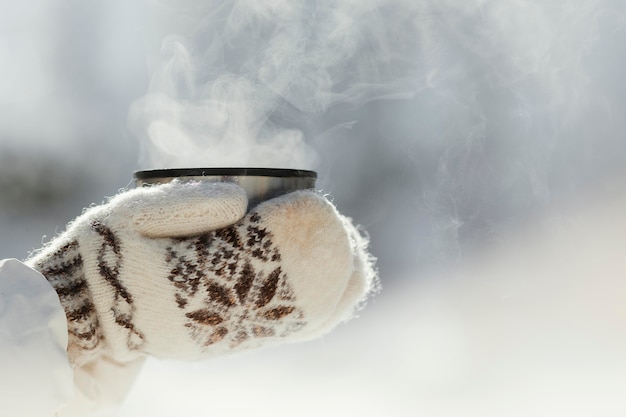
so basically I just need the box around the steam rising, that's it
[128,0,421,169]
[128,0,626,219]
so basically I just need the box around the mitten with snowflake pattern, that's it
[26,180,377,367]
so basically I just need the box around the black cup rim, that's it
[134,168,317,180]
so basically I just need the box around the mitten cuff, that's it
[27,235,104,367]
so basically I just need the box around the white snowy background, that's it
[2,1,626,416]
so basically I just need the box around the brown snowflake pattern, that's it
[164,212,306,351]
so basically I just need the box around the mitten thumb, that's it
[107,181,248,238]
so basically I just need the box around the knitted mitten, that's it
[26,181,377,367]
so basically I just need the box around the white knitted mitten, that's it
[26,181,376,367]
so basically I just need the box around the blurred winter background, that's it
[2,0,626,416]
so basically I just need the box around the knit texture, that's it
[26,181,377,367]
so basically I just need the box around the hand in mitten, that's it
[26,181,377,367]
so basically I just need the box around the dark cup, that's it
[134,168,317,211]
